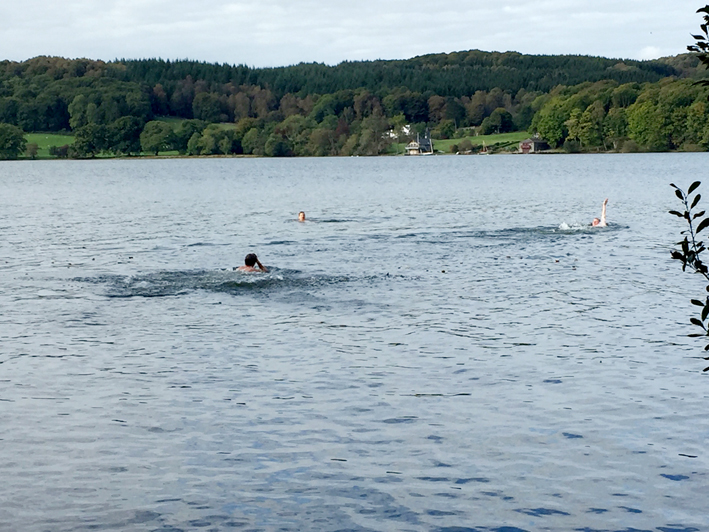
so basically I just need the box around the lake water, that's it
[1,154,708,532]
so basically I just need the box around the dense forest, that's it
[0,50,707,158]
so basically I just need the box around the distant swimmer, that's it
[235,253,268,273]
[591,198,608,227]
[298,211,306,222]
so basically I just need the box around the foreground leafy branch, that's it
[688,6,709,90]
[670,181,709,370]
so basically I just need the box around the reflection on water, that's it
[0,155,707,532]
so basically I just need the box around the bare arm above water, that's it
[599,198,608,227]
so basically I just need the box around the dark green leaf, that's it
[688,181,701,194]
[675,189,685,201]
[691,299,704,306]
[690,317,706,329]
[693,211,705,219]
[702,305,709,321]
[692,194,702,209]
[669,210,684,217]
[697,218,709,234]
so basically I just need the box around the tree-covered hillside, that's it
[115,51,690,98]
[0,51,707,158]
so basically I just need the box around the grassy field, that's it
[25,132,74,158]
[390,131,530,155]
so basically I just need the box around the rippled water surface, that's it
[1,154,708,531]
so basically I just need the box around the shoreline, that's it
[6,149,706,161]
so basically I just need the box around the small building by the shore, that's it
[519,136,550,154]
[405,130,434,155]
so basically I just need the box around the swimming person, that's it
[235,253,268,272]
[592,198,608,227]
[298,211,306,222]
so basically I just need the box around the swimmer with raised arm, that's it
[235,253,268,272]
[592,198,608,227]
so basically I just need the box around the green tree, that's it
[458,138,473,153]
[611,83,640,108]
[108,116,144,155]
[264,132,291,157]
[307,128,335,156]
[68,94,89,130]
[433,119,456,139]
[480,107,514,135]
[197,128,219,154]
[578,101,606,148]
[140,121,175,155]
[193,92,225,123]
[72,123,108,158]
[234,117,260,141]
[355,112,392,155]
[465,91,487,126]
[218,134,236,155]
[603,107,628,149]
[173,119,208,154]
[532,97,569,147]
[685,100,709,149]
[49,144,70,158]
[389,113,408,141]
[627,100,669,151]
[187,132,201,155]
[241,127,265,155]
[188,125,239,155]
[309,94,337,123]
[427,95,446,123]
[0,98,20,125]
[277,114,315,155]
[339,131,360,155]
[0,123,26,159]
[564,108,583,144]
[26,142,38,159]
[513,104,535,131]
[444,97,467,128]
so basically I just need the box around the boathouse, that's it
[519,136,549,154]
[405,130,434,155]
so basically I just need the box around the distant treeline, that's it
[0,51,707,158]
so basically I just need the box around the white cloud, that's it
[638,46,662,60]
[0,0,702,66]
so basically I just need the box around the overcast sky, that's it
[0,1,703,67]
